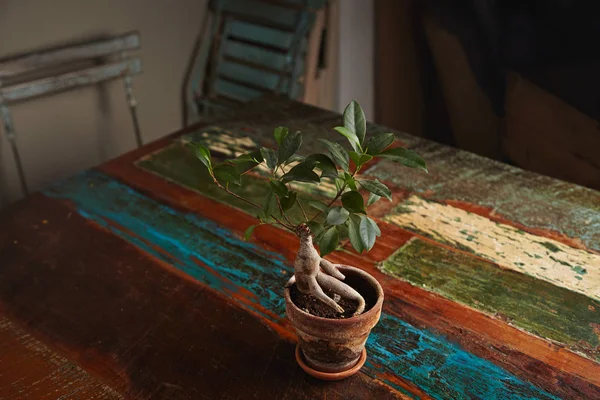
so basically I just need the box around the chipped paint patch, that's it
[385,196,600,301]
[380,238,600,360]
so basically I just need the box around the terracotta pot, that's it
[284,265,384,380]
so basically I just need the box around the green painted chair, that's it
[184,0,327,125]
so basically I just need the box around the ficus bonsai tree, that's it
[189,101,427,316]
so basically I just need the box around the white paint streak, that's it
[387,196,600,300]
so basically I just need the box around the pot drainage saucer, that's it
[295,345,367,381]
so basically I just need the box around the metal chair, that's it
[0,31,143,196]
[184,0,327,125]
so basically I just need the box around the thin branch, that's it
[279,163,308,222]
[297,199,309,222]
[276,196,296,227]
[211,175,295,231]
[308,183,346,223]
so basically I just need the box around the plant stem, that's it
[276,196,296,227]
[308,183,346,223]
[297,199,309,222]
[212,176,295,232]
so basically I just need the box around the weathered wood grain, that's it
[2,59,142,103]
[0,316,123,400]
[0,31,140,79]
[383,195,600,301]
[362,137,600,253]
[41,170,562,399]
[0,194,406,400]
[381,238,599,360]
[99,133,600,398]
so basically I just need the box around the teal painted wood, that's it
[185,0,322,124]
[228,20,295,48]
[223,41,305,71]
[219,61,291,92]
[218,0,309,30]
[43,170,559,400]
[214,79,264,102]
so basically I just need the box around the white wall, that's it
[0,0,208,205]
[337,0,374,117]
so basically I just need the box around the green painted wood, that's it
[218,0,312,31]
[228,20,294,49]
[219,60,291,92]
[136,143,326,224]
[214,79,264,102]
[223,41,304,72]
[362,135,600,252]
[381,238,600,361]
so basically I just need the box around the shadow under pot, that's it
[284,265,384,380]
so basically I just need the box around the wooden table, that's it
[1,97,598,399]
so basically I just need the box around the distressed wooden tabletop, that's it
[1,97,598,399]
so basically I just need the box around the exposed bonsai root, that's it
[288,224,366,316]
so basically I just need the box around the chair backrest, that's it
[0,31,143,197]
[185,0,327,123]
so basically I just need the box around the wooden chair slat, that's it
[2,58,141,103]
[0,32,140,79]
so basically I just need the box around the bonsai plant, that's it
[189,100,426,379]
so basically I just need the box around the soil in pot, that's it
[289,270,378,319]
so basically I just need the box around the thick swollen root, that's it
[316,271,365,315]
[319,259,345,280]
[292,223,367,315]
[309,276,345,313]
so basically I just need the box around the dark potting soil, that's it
[290,285,358,318]
[289,270,378,319]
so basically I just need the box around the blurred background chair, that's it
[0,31,143,197]
[184,0,329,125]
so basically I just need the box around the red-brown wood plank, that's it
[0,194,409,400]
[0,315,122,400]
[98,148,600,399]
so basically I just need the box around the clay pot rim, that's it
[284,264,384,324]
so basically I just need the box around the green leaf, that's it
[278,131,302,164]
[194,144,212,170]
[263,190,277,219]
[269,180,288,197]
[343,100,367,147]
[334,126,361,152]
[229,150,263,174]
[358,179,392,201]
[341,191,365,214]
[366,132,395,155]
[379,147,428,172]
[306,221,324,240]
[281,161,320,183]
[318,139,349,172]
[260,147,278,171]
[360,216,380,251]
[336,224,349,241]
[213,165,241,186]
[348,151,373,167]
[306,154,338,179]
[334,177,345,193]
[286,154,305,164]
[367,192,381,206]
[326,207,349,225]
[280,191,297,211]
[343,172,358,191]
[274,126,289,146]
[308,201,328,212]
[348,214,364,253]
[319,226,339,257]
[244,224,258,241]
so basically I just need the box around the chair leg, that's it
[122,75,143,148]
[0,98,29,196]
